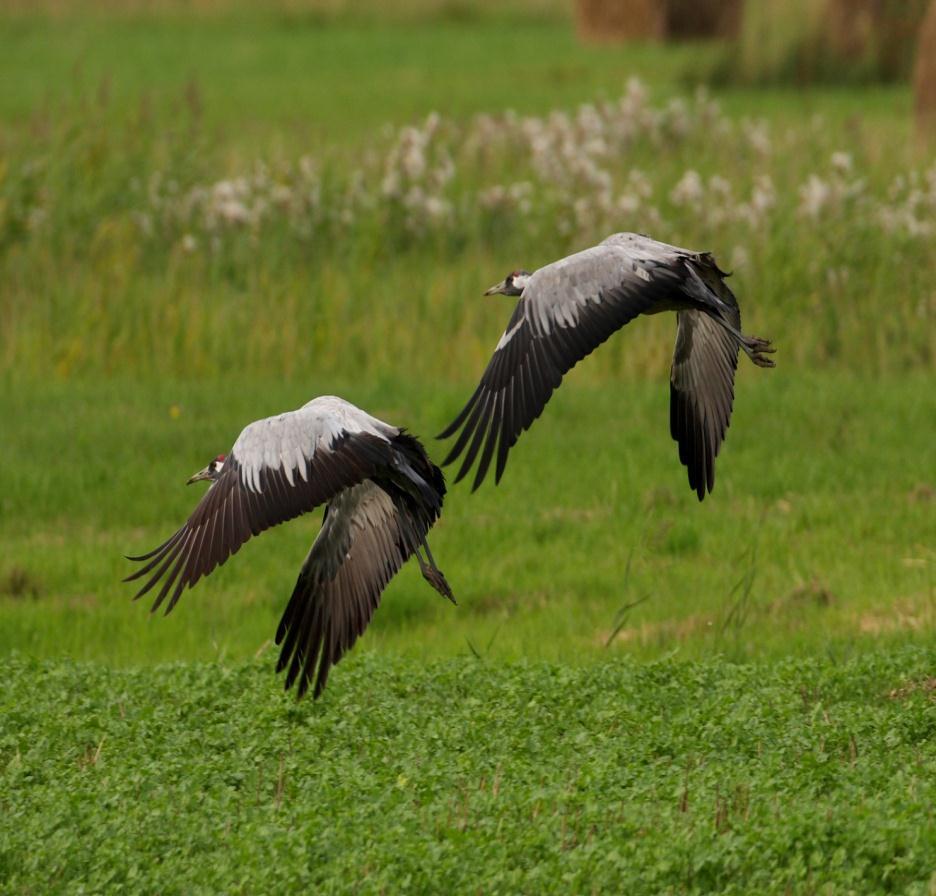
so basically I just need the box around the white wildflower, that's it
[831,151,852,175]
[216,198,250,225]
[708,175,732,200]
[741,118,772,157]
[628,169,654,199]
[751,175,776,215]
[799,175,832,219]
[670,170,704,207]
[616,193,641,216]
[730,245,749,272]
[402,143,426,180]
[381,171,401,198]
[423,196,451,220]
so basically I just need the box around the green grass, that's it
[0,16,714,157]
[0,12,912,156]
[2,648,935,894]
[2,372,933,668]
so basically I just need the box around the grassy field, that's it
[2,650,936,893]
[2,372,934,668]
[1,5,935,893]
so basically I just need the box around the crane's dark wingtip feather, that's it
[437,413,468,440]
[124,548,161,562]
[441,441,466,468]
[471,458,491,492]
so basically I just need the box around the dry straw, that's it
[575,0,666,42]
[575,0,741,42]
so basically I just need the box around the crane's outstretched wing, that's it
[670,302,741,501]
[124,397,400,615]
[438,233,717,490]
[275,477,452,699]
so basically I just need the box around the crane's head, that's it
[484,270,531,297]
[187,453,226,485]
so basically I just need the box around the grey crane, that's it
[125,396,453,699]
[439,232,775,499]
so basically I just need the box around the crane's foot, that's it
[741,334,776,368]
[416,547,456,604]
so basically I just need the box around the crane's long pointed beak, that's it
[484,280,506,296]
[187,467,212,485]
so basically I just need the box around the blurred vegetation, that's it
[0,71,933,382]
[708,0,931,86]
[0,0,571,24]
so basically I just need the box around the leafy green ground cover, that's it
[2,648,935,894]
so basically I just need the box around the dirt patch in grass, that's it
[887,677,936,701]
[856,597,932,635]
[0,567,43,600]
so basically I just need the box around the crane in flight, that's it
[126,396,453,699]
[439,232,775,499]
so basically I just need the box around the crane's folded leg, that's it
[416,541,455,604]
[709,313,776,368]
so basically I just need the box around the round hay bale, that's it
[575,0,666,43]
[666,0,743,39]
[915,0,936,136]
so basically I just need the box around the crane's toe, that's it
[742,334,776,367]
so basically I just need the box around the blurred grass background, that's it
[0,0,933,670]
